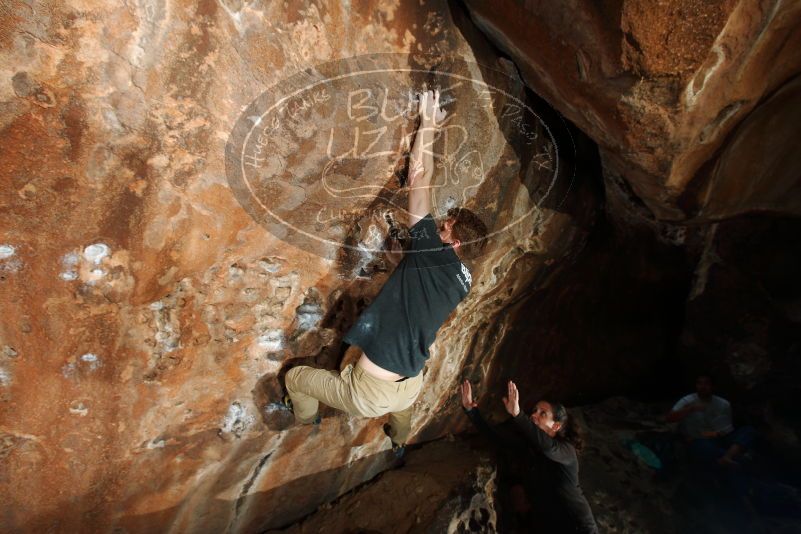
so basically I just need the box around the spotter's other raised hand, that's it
[460,379,478,410]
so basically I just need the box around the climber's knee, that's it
[285,365,304,391]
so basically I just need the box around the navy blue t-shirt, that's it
[343,213,472,377]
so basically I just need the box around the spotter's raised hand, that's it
[502,380,521,417]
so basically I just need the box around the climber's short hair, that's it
[447,207,488,260]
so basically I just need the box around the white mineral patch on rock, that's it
[221,401,254,437]
[69,402,88,416]
[80,353,102,371]
[296,302,323,331]
[258,259,282,273]
[0,244,16,259]
[257,329,284,351]
[0,244,22,273]
[59,252,80,280]
[83,243,110,264]
[62,362,77,379]
[147,438,166,449]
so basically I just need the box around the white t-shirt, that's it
[672,393,734,439]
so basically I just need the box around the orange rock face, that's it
[0,1,594,532]
[2,0,797,532]
[461,0,801,220]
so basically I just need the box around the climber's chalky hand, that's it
[418,89,446,128]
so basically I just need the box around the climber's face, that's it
[438,217,460,250]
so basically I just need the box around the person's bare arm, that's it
[665,402,704,422]
[407,89,445,227]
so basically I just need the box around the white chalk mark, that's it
[685,45,725,108]
[147,438,166,449]
[257,330,284,351]
[217,0,246,37]
[296,303,323,331]
[62,362,77,378]
[80,353,102,371]
[222,401,255,436]
[69,402,88,416]
[83,243,111,264]
[59,252,80,281]
[0,245,16,259]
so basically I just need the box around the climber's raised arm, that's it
[407,90,444,227]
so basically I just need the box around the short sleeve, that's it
[672,394,692,412]
[722,399,732,424]
[408,213,443,252]
[710,398,734,434]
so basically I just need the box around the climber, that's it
[666,372,756,467]
[283,89,489,456]
[460,379,599,534]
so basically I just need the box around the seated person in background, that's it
[461,379,599,534]
[666,372,756,467]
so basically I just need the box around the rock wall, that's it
[461,0,801,220]
[268,439,499,534]
[677,214,801,471]
[459,0,801,470]
[0,1,598,532]
[2,0,799,532]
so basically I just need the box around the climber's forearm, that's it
[407,121,434,226]
[421,122,435,182]
[409,119,426,178]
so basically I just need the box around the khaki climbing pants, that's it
[285,363,423,445]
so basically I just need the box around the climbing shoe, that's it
[383,423,405,459]
[282,395,321,425]
[391,442,406,460]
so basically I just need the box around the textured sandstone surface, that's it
[2,0,799,532]
[0,1,593,532]
[461,0,801,220]
[269,439,498,534]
